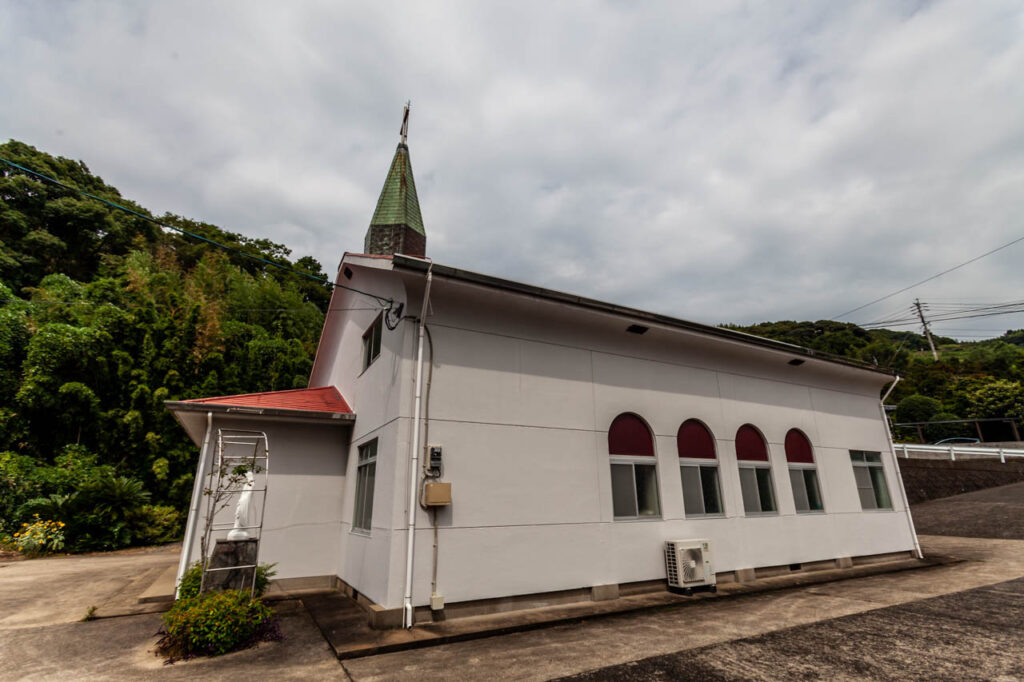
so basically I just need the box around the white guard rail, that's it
[893,443,1024,463]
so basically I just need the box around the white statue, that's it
[227,470,256,541]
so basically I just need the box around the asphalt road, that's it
[558,577,1024,681]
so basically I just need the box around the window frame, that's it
[352,439,378,534]
[738,461,778,515]
[608,413,661,521]
[610,454,662,520]
[735,425,778,516]
[785,429,824,514]
[679,459,724,517]
[361,314,383,372]
[850,450,893,510]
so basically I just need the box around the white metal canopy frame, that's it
[197,429,270,598]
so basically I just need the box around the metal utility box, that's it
[665,539,716,595]
[423,481,452,506]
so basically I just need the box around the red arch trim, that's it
[735,425,769,461]
[785,429,814,463]
[677,419,716,459]
[608,413,654,456]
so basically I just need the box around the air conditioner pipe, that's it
[176,411,214,598]
[403,263,433,628]
[880,376,923,559]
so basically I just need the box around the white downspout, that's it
[880,376,923,559]
[176,411,214,597]
[403,264,433,628]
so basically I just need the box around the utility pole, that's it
[914,298,939,360]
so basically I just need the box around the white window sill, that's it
[684,513,726,520]
[349,528,372,537]
[795,509,826,515]
[613,515,663,522]
[742,511,779,517]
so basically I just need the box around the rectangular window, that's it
[611,458,661,519]
[789,466,824,512]
[352,439,378,532]
[850,450,892,510]
[681,464,723,516]
[739,464,777,514]
[362,314,383,371]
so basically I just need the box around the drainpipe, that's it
[176,411,214,597]
[880,376,923,559]
[403,264,433,628]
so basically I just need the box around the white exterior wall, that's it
[184,416,349,582]
[310,261,416,606]
[310,261,915,610]
[396,274,915,608]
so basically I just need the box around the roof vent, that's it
[788,358,806,366]
[626,324,649,335]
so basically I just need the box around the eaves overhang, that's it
[164,400,358,423]
[391,254,893,378]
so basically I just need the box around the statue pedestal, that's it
[204,539,259,593]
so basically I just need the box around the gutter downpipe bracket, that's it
[175,411,214,598]
[403,262,433,628]
[880,376,923,559]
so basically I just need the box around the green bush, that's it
[923,412,970,443]
[177,561,277,601]
[155,590,281,661]
[127,504,183,545]
[895,394,941,424]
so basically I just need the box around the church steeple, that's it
[364,103,426,257]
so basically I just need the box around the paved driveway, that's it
[1,520,1023,679]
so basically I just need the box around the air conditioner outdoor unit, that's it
[665,539,716,594]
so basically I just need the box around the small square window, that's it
[681,464,723,516]
[362,315,383,371]
[789,467,824,512]
[739,464,777,514]
[850,450,892,510]
[610,460,661,519]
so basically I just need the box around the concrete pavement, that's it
[0,524,1022,679]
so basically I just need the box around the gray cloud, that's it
[2,0,1023,338]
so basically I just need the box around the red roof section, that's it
[184,386,353,414]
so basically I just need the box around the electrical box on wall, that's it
[423,481,451,506]
[428,445,443,477]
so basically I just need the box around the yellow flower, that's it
[59,522,65,527]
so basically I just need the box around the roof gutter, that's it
[164,400,356,422]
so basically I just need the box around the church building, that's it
[166,114,920,629]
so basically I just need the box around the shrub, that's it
[923,413,970,443]
[177,561,277,601]
[128,505,183,545]
[155,590,281,661]
[12,515,65,556]
[895,394,941,424]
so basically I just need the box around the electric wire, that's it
[835,232,1024,320]
[0,157,393,308]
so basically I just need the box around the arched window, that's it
[736,425,776,514]
[609,413,660,519]
[785,429,823,512]
[677,420,722,516]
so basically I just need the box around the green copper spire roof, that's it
[369,143,425,236]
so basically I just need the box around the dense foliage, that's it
[0,140,331,550]
[730,320,1024,441]
[156,590,281,661]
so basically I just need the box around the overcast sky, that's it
[2,1,1023,338]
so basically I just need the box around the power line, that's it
[834,233,1024,320]
[0,157,392,308]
